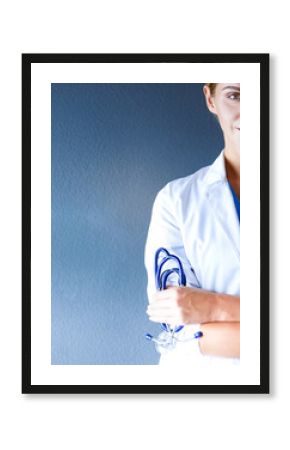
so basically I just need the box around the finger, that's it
[147,301,177,312]
[147,310,182,320]
[147,313,180,323]
[148,315,181,324]
[153,287,180,300]
[152,295,179,306]
[147,305,181,315]
[147,309,175,318]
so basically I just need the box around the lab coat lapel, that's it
[206,181,240,259]
[204,151,240,259]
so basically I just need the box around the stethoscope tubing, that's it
[154,247,186,334]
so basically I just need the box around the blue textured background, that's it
[51,83,223,364]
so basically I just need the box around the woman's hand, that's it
[146,286,239,325]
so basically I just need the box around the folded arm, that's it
[147,286,240,324]
[145,187,240,359]
[146,286,240,359]
[199,322,240,358]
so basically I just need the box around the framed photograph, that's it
[22,53,269,394]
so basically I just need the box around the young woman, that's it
[145,83,240,367]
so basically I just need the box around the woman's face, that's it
[203,83,240,156]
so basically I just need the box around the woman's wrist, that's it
[211,292,240,322]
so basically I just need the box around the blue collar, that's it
[228,182,240,223]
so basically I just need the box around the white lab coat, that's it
[144,149,240,374]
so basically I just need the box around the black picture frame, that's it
[22,53,269,394]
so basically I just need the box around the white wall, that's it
[0,1,285,449]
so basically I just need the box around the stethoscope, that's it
[146,247,198,353]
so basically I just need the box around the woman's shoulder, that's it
[160,163,211,199]
[158,150,225,199]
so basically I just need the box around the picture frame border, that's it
[22,53,269,394]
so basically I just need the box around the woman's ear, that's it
[203,85,217,115]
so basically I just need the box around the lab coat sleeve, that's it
[144,183,200,303]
